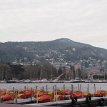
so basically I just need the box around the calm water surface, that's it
[0,83,107,92]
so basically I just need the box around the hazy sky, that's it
[0,0,107,49]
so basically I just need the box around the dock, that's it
[26,96,107,106]
[1,96,107,107]
[1,83,107,106]
[1,97,107,107]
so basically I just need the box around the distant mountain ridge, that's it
[0,38,107,64]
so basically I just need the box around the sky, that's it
[0,0,107,49]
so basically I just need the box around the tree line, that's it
[0,63,88,81]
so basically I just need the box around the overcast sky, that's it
[0,0,107,49]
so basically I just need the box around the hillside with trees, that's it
[0,38,107,64]
[0,38,107,81]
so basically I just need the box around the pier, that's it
[0,83,107,106]
[1,96,107,107]
[26,97,107,106]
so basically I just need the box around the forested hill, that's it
[0,38,107,64]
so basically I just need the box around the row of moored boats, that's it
[0,88,107,103]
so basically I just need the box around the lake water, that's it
[0,83,107,92]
